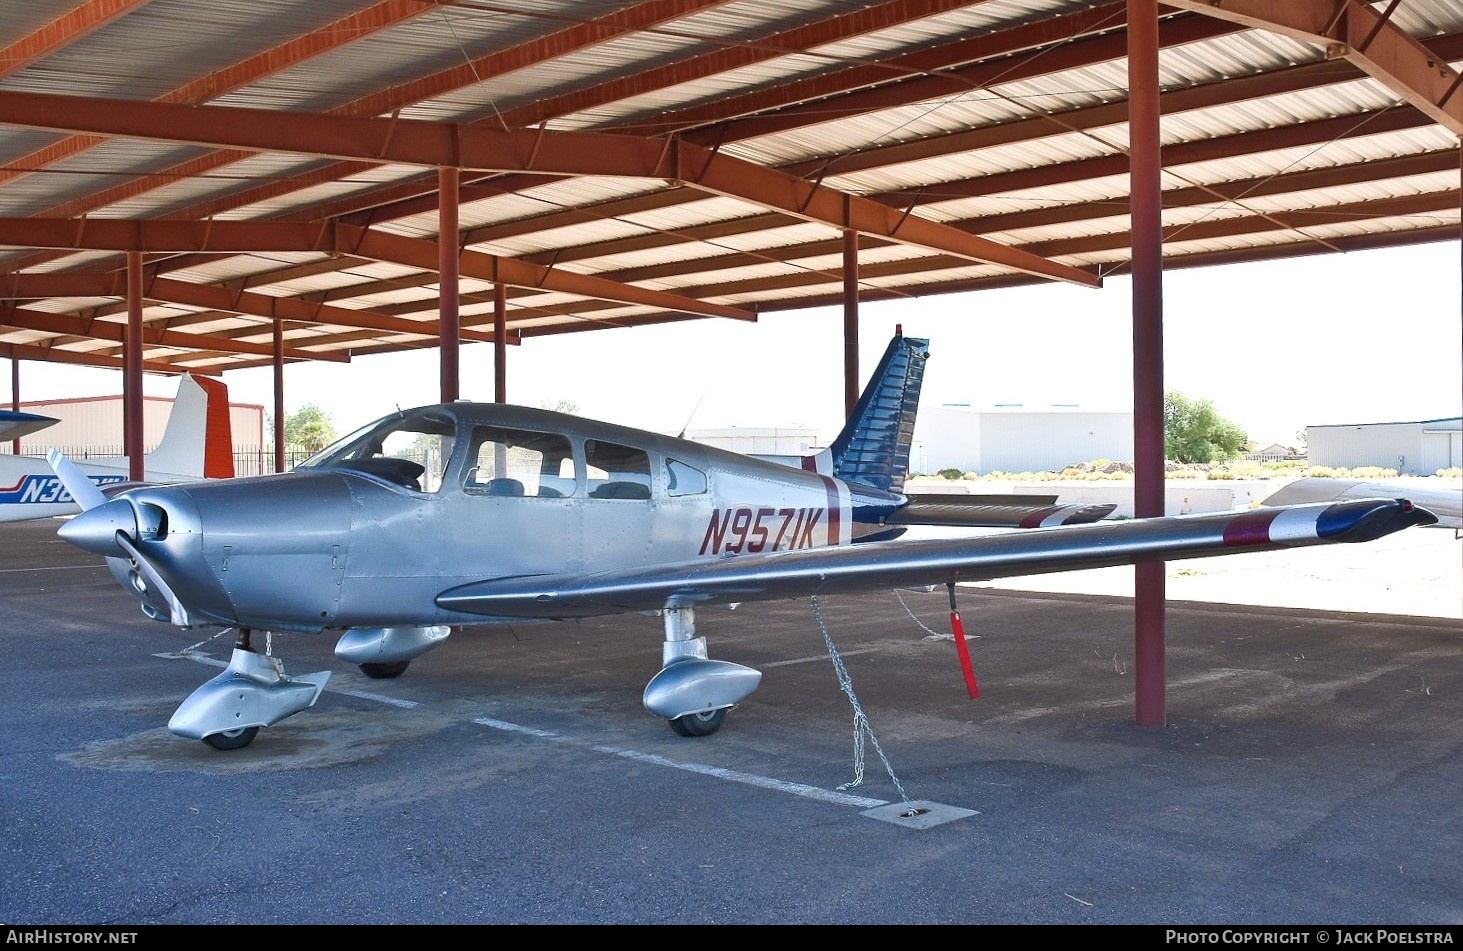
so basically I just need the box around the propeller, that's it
[49,449,192,627]
[112,530,192,628]
[46,448,108,511]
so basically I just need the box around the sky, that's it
[9,240,1462,453]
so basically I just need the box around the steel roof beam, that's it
[0,217,755,320]
[0,271,509,344]
[670,8,1239,142]
[1166,0,1463,135]
[0,339,220,374]
[165,0,1010,228]
[0,92,1096,286]
[20,0,731,227]
[0,303,348,361]
[498,0,995,130]
[0,0,149,78]
[0,0,431,190]
[592,189,1457,300]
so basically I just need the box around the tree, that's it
[1163,392,1247,464]
[284,404,337,454]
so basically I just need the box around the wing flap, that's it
[888,494,1116,527]
[436,498,1435,619]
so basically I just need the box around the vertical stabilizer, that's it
[144,374,235,479]
[802,329,929,493]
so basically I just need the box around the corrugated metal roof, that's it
[0,0,1457,372]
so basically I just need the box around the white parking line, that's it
[167,650,897,814]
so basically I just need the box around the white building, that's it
[1306,416,1462,476]
[912,404,1133,475]
[684,426,822,465]
[2,390,269,473]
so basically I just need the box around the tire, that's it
[669,708,726,737]
[203,726,259,751]
[360,660,410,679]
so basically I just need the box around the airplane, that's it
[46,328,1438,751]
[0,373,233,522]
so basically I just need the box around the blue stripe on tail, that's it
[826,330,929,494]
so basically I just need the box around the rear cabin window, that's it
[665,458,707,497]
[464,426,575,498]
[585,439,652,500]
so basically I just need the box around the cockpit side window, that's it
[665,458,707,497]
[584,439,652,500]
[297,409,455,493]
[464,426,575,498]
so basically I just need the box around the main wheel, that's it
[360,660,410,679]
[203,726,259,751]
[669,708,726,737]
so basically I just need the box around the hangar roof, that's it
[0,0,1459,375]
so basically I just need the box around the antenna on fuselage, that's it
[676,389,707,439]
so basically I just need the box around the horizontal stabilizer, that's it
[888,494,1116,528]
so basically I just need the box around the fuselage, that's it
[0,455,192,522]
[70,402,902,633]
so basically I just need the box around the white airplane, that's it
[48,329,1437,751]
[0,373,233,522]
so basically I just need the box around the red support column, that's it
[843,225,859,417]
[494,278,507,404]
[273,316,286,473]
[439,165,461,403]
[125,250,144,482]
[10,359,18,456]
[1128,0,1167,727]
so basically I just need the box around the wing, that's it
[438,498,1436,619]
[1263,477,1461,529]
[0,410,58,442]
[887,493,1116,528]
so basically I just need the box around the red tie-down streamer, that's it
[947,582,978,699]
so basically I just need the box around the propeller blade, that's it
[112,530,192,628]
[45,449,108,511]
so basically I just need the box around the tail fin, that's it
[143,374,235,479]
[801,328,929,494]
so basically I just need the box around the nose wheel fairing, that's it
[168,647,331,747]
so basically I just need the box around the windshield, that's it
[296,408,459,492]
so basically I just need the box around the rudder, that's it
[803,328,929,493]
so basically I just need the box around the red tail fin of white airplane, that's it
[0,372,233,522]
[143,374,234,479]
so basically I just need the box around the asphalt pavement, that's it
[2,516,1460,926]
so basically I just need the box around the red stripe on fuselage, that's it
[818,475,840,545]
[1222,509,1280,546]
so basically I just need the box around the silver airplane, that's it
[48,329,1437,751]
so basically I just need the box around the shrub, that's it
[937,468,963,480]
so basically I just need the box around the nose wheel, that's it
[669,708,726,737]
[203,726,259,751]
[360,660,410,679]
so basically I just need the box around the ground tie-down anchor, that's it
[948,582,979,699]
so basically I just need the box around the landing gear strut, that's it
[642,605,761,738]
[168,628,332,751]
